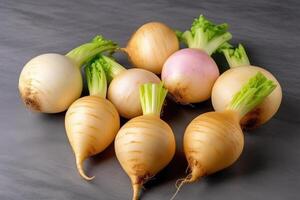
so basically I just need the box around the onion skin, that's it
[212,66,282,129]
[125,22,179,74]
[19,53,82,113]
[108,69,160,119]
[161,48,219,104]
[115,114,175,200]
[184,110,244,182]
[65,95,120,180]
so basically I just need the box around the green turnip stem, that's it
[219,43,250,68]
[66,35,118,67]
[139,83,168,116]
[97,55,126,83]
[85,58,107,98]
[177,15,232,55]
[227,72,276,118]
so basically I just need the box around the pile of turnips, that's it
[18,14,282,200]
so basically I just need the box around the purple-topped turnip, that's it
[161,15,232,104]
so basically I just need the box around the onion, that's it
[162,15,232,104]
[18,35,117,113]
[123,22,179,74]
[213,44,282,129]
[99,55,161,119]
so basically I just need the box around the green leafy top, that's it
[139,83,168,116]
[85,57,107,98]
[177,15,232,55]
[66,35,118,67]
[227,72,276,117]
[97,55,126,83]
[218,43,250,68]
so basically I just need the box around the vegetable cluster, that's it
[18,14,282,200]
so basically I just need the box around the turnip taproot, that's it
[171,73,277,199]
[65,58,120,180]
[212,44,282,129]
[98,55,161,119]
[19,35,117,113]
[115,83,175,200]
[162,15,231,104]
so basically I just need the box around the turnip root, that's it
[19,35,117,113]
[212,44,282,129]
[98,55,161,119]
[115,83,175,200]
[162,15,231,104]
[123,22,179,74]
[162,48,219,103]
[171,73,277,199]
[65,58,120,180]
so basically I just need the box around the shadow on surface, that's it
[141,149,187,198]
[89,142,116,166]
[206,138,270,185]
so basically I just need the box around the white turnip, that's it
[19,36,117,113]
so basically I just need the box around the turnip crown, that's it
[227,72,277,118]
[97,55,126,83]
[139,83,168,116]
[66,35,118,67]
[85,58,107,98]
[176,15,232,55]
[218,43,250,68]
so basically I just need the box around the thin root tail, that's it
[132,183,142,200]
[76,159,95,181]
[170,167,204,200]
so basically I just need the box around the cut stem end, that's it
[139,83,168,116]
[227,72,277,117]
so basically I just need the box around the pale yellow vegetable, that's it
[65,59,120,180]
[123,22,179,74]
[213,44,282,129]
[115,83,175,200]
[171,73,277,199]
[184,110,243,181]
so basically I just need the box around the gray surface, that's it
[1,0,300,199]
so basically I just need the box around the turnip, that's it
[122,22,179,74]
[162,15,232,104]
[212,44,282,129]
[65,58,120,180]
[171,73,277,199]
[19,35,117,113]
[98,55,161,119]
[115,83,176,200]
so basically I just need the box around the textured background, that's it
[1,0,300,199]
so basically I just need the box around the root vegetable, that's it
[115,83,176,200]
[162,15,232,104]
[123,22,179,74]
[171,73,277,199]
[212,44,282,129]
[65,58,120,180]
[18,35,117,113]
[99,55,161,119]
